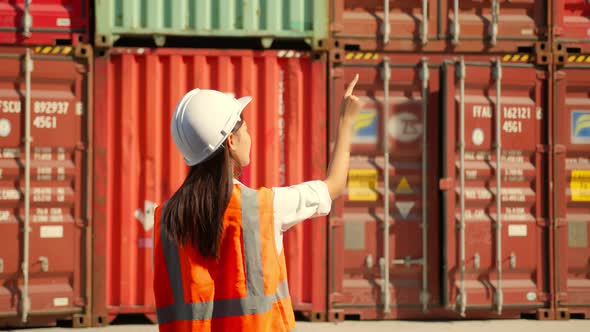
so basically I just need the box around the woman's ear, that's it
[226,133,237,151]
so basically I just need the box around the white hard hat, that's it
[171,89,252,166]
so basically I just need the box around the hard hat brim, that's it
[236,96,252,117]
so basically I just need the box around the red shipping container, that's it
[441,56,549,317]
[554,56,590,319]
[92,48,328,324]
[0,0,89,45]
[330,0,546,53]
[554,0,590,49]
[0,46,92,328]
[328,52,550,320]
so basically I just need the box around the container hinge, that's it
[509,252,517,269]
[38,256,49,272]
[393,256,424,267]
[420,59,429,90]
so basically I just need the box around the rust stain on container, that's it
[92,48,327,322]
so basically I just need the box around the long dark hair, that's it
[162,119,243,259]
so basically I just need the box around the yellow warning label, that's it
[395,177,414,194]
[348,169,378,201]
[571,170,590,202]
[34,46,73,55]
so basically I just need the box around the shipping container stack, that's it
[0,0,93,329]
[1,1,589,330]
[90,0,331,326]
[327,0,589,322]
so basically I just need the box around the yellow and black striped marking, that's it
[502,53,535,63]
[34,46,73,55]
[567,55,590,63]
[345,52,379,61]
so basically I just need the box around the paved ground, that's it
[5,320,590,332]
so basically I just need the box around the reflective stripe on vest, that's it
[156,185,290,325]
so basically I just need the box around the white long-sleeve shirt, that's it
[234,179,332,252]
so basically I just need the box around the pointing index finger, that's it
[345,74,359,97]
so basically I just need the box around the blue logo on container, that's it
[353,110,377,144]
[572,111,590,144]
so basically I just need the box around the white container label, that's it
[508,224,527,237]
[53,297,69,307]
[521,28,534,36]
[56,18,71,27]
[40,225,63,238]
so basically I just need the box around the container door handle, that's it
[421,0,429,45]
[456,57,467,317]
[21,48,34,323]
[382,0,391,44]
[23,0,32,38]
[489,0,500,46]
[419,58,430,312]
[452,0,460,45]
[493,58,503,315]
[381,57,391,314]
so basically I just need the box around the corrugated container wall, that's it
[94,0,328,49]
[92,48,328,324]
[327,52,551,320]
[0,1,89,45]
[330,0,546,53]
[0,45,92,328]
[554,55,590,319]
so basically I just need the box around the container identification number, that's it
[472,105,532,134]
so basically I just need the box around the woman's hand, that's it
[340,74,364,120]
[324,74,364,199]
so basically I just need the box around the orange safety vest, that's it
[153,184,296,331]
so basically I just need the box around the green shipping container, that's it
[94,0,328,49]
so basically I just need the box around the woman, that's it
[153,75,363,331]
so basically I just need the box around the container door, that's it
[554,58,590,317]
[555,0,590,44]
[443,0,545,51]
[441,58,549,316]
[328,53,439,320]
[0,47,89,325]
[331,0,438,51]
